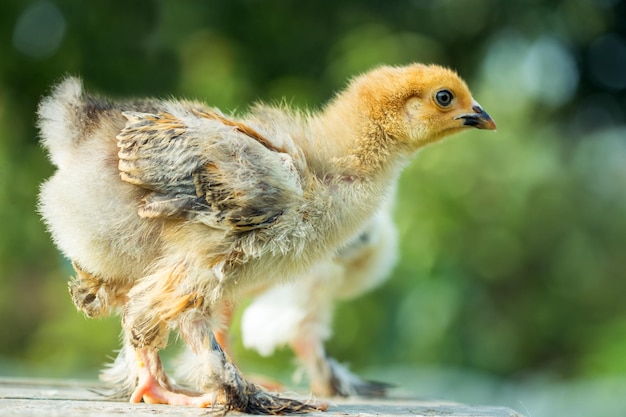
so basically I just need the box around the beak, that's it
[455,101,496,130]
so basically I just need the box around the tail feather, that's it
[38,76,89,169]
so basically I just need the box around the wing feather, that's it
[116,107,304,232]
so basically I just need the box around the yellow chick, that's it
[37,64,495,413]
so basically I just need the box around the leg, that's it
[100,331,209,404]
[130,346,215,406]
[177,306,324,413]
[123,265,322,412]
[213,300,234,356]
[119,268,217,406]
[175,300,283,394]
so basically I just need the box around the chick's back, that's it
[38,77,315,300]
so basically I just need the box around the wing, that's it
[116,106,305,232]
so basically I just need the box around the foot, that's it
[130,371,218,406]
[131,348,221,407]
[320,357,390,397]
[223,377,326,414]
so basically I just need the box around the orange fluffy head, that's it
[349,63,496,148]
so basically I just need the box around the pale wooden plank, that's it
[0,377,524,417]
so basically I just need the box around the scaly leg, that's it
[122,265,322,412]
[213,300,234,356]
[177,306,325,413]
[119,268,223,407]
[130,347,217,406]
[210,302,284,392]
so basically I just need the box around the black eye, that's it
[435,89,454,107]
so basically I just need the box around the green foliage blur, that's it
[1,0,625,395]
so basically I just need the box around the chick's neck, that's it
[304,93,410,247]
[309,88,410,176]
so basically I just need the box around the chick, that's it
[240,194,398,397]
[37,64,495,413]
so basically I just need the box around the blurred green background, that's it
[1,0,626,416]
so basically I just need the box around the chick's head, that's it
[353,63,496,149]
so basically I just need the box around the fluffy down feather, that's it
[38,63,495,413]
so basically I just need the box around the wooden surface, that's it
[0,377,524,417]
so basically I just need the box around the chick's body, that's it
[38,64,495,413]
